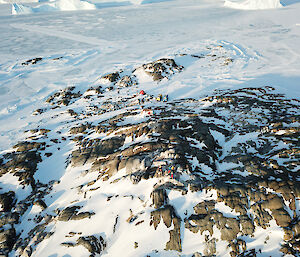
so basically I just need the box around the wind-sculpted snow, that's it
[224,0,282,10]
[0,47,299,256]
[12,0,96,14]
[10,0,172,14]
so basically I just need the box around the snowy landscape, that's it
[0,0,300,256]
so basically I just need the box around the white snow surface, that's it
[0,0,300,256]
[10,0,172,14]
[1,0,299,149]
[224,0,283,10]
[12,0,96,14]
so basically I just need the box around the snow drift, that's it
[224,0,282,10]
[12,0,96,14]
[12,3,32,14]
[11,0,171,14]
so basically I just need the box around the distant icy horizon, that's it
[1,0,299,15]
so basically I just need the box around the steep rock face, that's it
[151,188,168,209]
[0,53,299,256]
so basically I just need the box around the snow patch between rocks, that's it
[224,0,282,10]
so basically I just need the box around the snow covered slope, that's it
[0,0,300,256]
[224,0,282,10]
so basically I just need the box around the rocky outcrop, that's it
[62,235,106,256]
[1,55,299,257]
[136,58,183,81]
[0,192,16,212]
[151,188,168,209]
[22,57,43,65]
[101,72,120,83]
[116,75,138,88]
[57,206,94,221]
[0,143,43,188]
[150,205,182,252]
[185,209,240,242]
[46,86,81,106]
[76,235,106,255]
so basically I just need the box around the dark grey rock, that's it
[140,58,183,81]
[0,228,16,255]
[101,72,120,83]
[71,212,95,221]
[58,206,81,221]
[0,213,19,227]
[76,235,106,255]
[0,192,15,212]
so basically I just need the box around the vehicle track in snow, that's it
[10,23,125,50]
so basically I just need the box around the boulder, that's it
[271,208,291,227]
[76,235,106,255]
[58,206,81,221]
